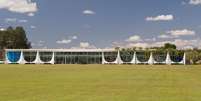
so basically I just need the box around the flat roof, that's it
[5,49,116,52]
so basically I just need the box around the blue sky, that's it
[0,0,201,49]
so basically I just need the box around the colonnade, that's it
[5,50,186,65]
[102,51,186,65]
[5,51,55,64]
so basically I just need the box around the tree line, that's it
[0,26,31,49]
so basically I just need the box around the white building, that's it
[5,49,186,65]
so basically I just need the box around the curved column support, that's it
[117,50,124,64]
[148,52,154,65]
[130,52,136,64]
[102,52,105,64]
[136,56,141,64]
[49,52,55,64]
[183,53,186,65]
[165,52,172,65]
[17,51,26,64]
[33,51,41,64]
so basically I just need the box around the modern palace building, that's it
[4,49,186,65]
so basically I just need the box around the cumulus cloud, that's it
[30,25,36,29]
[56,35,78,45]
[189,0,201,5]
[158,34,172,39]
[18,19,28,23]
[145,37,156,41]
[83,10,96,15]
[80,42,90,48]
[32,40,46,48]
[0,0,38,15]
[79,42,96,49]
[72,36,78,40]
[56,39,72,44]
[127,42,149,48]
[5,18,17,23]
[27,12,34,16]
[146,14,174,21]
[167,29,195,36]
[126,35,142,42]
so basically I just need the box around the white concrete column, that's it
[148,52,154,65]
[50,51,55,64]
[183,53,186,65]
[130,52,136,64]
[33,51,40,64]
[102,52,105,64]
[165,52,171,65]
[117,50,123,64]
[17,51,26,64]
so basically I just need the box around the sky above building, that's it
[0,0,201,49]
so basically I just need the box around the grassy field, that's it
[0,65,201,101]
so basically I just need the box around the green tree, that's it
[0,26,31,49]
[164,43,177,50]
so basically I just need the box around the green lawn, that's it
[0,65,201,101]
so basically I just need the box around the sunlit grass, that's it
[0,65,201,101]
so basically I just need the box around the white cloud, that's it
[146,15,174,21]
[127,42,149,48]
[126,35,142,42]
[189,0,201,5]
[145,37,156,41]
[80,42,90,48]
[27,12,34,16]
[167,29,195,36]
[56,35,78,45]
[37,40,45,47]
[30,25,36,29]
[157,34,177,39]
[78,42,96,49]
[18,19,28,23]
[158,34,172,39]
[72,36,78,40]
[0,0,38,15]
[56,39,72,44]
[5,18,17,23]
[83,10,95,15]
[32,40,46,47]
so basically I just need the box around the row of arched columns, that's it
[102,51,186,65]
[5,50,186,65]
[5,51,55,64]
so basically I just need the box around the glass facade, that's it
[7,51,21,63]
[24,52,37,63]
[153,51,167,63]
[55,52,102,64]
[136,51,150,63]
[104,52,118,62]
[40,52,53,62]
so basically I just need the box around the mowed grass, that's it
[0,65,201,101]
